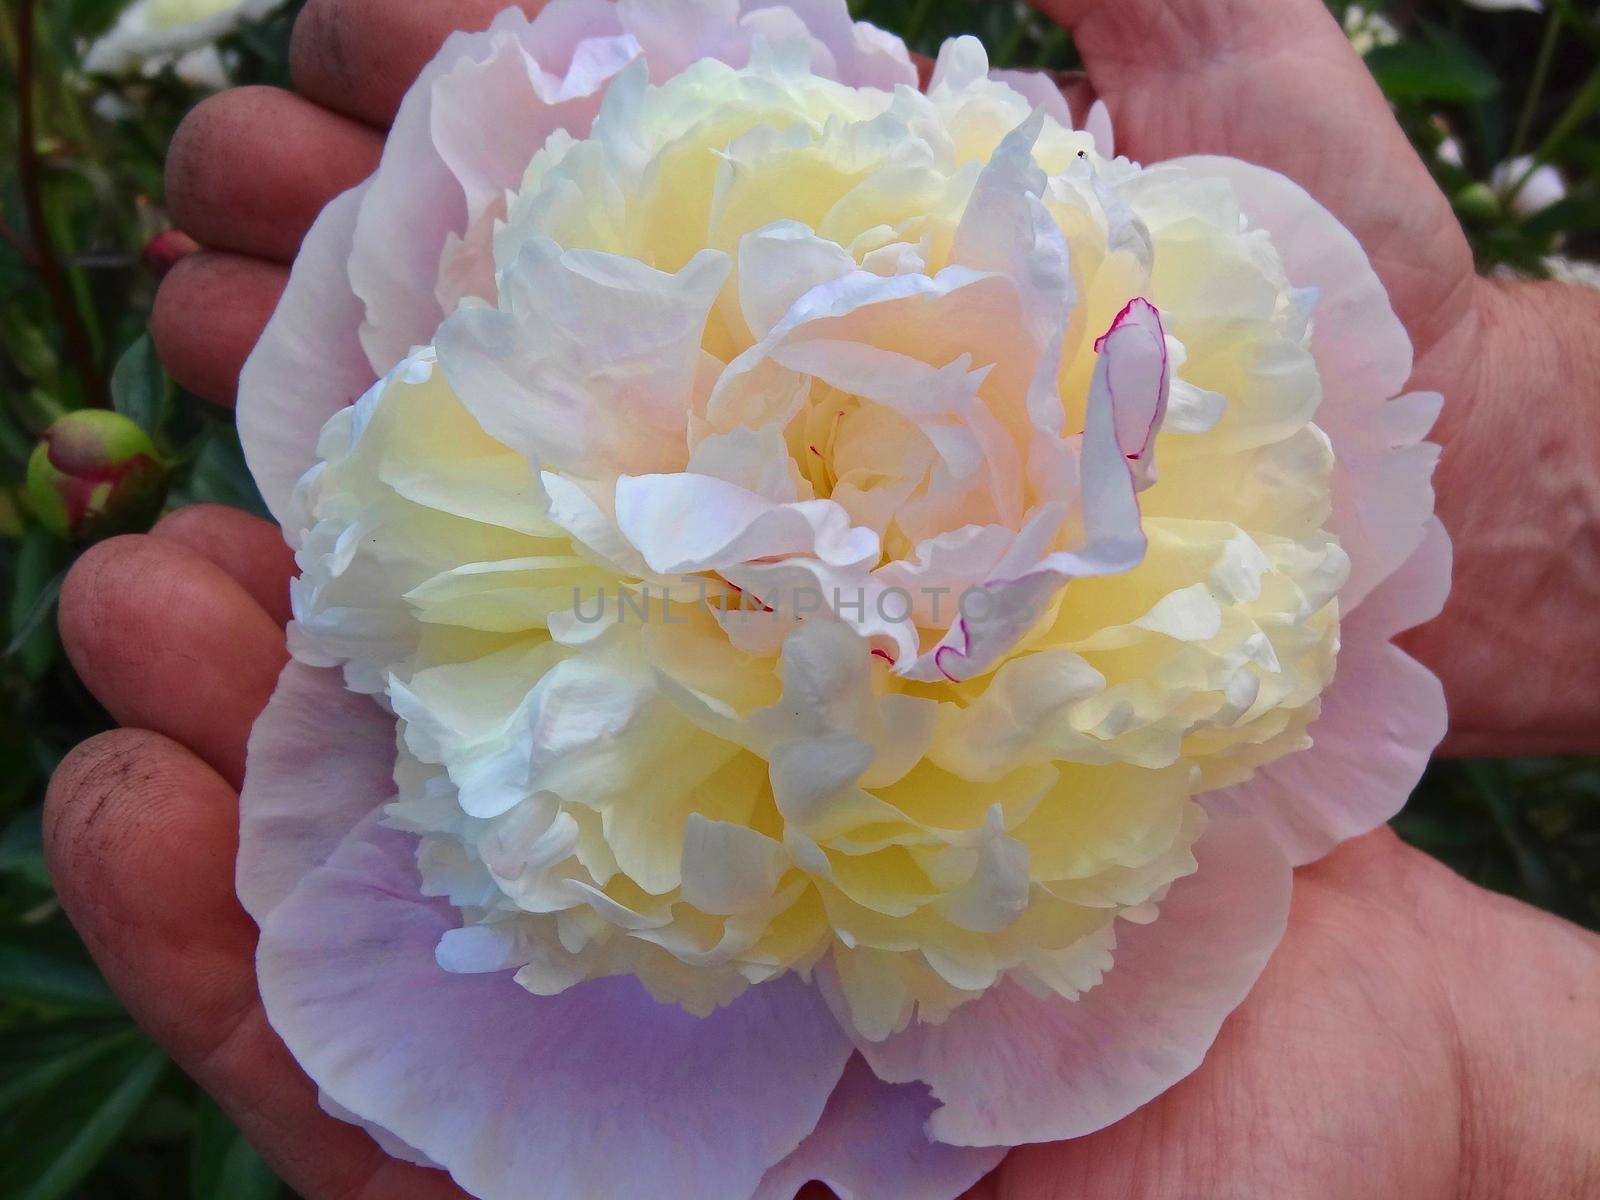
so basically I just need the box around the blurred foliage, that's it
[0,0,1595,1196]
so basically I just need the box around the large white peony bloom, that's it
[237,5,1449,1198]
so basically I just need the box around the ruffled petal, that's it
[436,241,729,478]
[987,68,1072,128]
[1169,156,1437,611]
[237,661,396,924]
[616,473,878,574]
[1202,520,1450,865]
[238,183,374,528]
[847,815,1291,1146]
[258,813,853,1200]
[753,1056,1004,1200]
[348,7,637,372]
[753,0,917,90]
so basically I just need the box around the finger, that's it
[291,0,546,128]
[1027,0,1473,360]
[152,250,286,407]
[167,86,382,263]
[152,505,296,628]
[59,535,286,788]
[44,730,469,1200]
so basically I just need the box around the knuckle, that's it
[152,502,226,542]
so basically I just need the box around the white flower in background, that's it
[1343,5,1400,56]
[1462,0,1542,12]
[84,0,280,88]
[1492,155,1567,216]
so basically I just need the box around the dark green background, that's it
[1,1,1596,1196]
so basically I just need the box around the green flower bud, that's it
[1453,182,1501,225]
[26,409,168,542]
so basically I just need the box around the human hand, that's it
[45,512,1600,1197]
[53,0,1599,1196]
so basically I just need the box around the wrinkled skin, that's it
[47,1,1600,1198]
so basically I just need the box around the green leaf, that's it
[0,806,51,889]
[5,567,65,661]
[1531,63,1600,167]
[1367,34,1500,105]
[0,944,118,1013]
[182,423,270,518]
[0,1043,167,1200]
[109,333,171,435]
[0,1022,140,1117]
[5,526,64,678]
[189,1097,282,1200]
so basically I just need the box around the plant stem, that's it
[902,0,936,50]
[11,0,106,407]
[1504,60,1600,203]
[1509,6,1563,165]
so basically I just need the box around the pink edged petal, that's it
[236,661,396,924]
[847,815,1291,1146]
[1168,156,1437,611]
[753,1056,1005,1200]
[258,812,854,1200]
[1202,520,1451,866]
[1094,297,1170,486]
[238,183,374,528]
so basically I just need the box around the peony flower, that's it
[237,5,1450,1198]
[83,0,282,88]
[1491,155,1568,218]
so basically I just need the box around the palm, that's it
[43,2,1595,1199]
[974,831,1470,1198]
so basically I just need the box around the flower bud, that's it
[26,409,167,542]
[143,228,200,278]
[1453,181,1501,224]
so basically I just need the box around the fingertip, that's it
[167,85,382,263]
[60,534,286,787]
[153,251,287,407]
[44,728,253,1021]
[153,504,296,627]
[290,0,548,127]
[42,729,467,1200]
